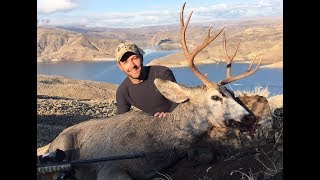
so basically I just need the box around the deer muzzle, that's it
[225,113,258,132]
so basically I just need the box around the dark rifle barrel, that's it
[37,153,145,175]
[38,152,145,168]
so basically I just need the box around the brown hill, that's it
[37,74,118,101]
[148,17,283,67]
[37,27,122,62]
[37,17,282,66]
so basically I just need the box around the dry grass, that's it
[152,169,173,180]
[234,86,283,110]
[267,94,283,112]
[229,150,281,180]
[233,86,270,98]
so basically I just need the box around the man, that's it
[115,41,178,118]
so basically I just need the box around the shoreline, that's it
[37,58,116,63]
[37,56,283,69]
[260,61,283,69]
[148,60,283,69]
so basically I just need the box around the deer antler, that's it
[218,32,262,85]
[180,2,225,89]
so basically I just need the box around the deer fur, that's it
[42,79,255,180]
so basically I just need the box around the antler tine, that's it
[219,32,262,85]
[180,2,225,88]
[180,2,193,55]
[223,32,241,79]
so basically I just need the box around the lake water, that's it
[37,49,283,96]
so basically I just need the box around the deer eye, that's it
[211,95,222,101]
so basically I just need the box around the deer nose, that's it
[241,113,256,125]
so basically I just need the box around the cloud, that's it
[37,0,78,14]
[191,1,282,20]
[38,19,50,24]
[37,0,282,28]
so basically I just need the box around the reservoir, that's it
[37,50,283,96]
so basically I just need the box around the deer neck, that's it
[151,103,213,154]
[169,102,213,137]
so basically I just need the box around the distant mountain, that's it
[147,17,283,67]
[37,27,122,62]
[37,17,282,65]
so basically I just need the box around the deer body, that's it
[46,80,253,180]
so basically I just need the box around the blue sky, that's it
[37,0,283,28]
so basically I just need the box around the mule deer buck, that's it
[41,2,262,180]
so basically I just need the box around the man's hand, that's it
[153,112,169,118]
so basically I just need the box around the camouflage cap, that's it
[115,41,145,62]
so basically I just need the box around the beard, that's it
[127,64,142,79]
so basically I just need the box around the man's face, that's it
[117,53,143,82]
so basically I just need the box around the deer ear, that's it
[154,78,189,103]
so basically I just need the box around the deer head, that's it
[155,2,262,130]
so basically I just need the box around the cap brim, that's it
[117,51,138,62]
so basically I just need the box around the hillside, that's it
[37,27,122,62]
[37,17,282,66]
[37,74,119,148]
[37,74,118,101]
[147,17,282,67]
